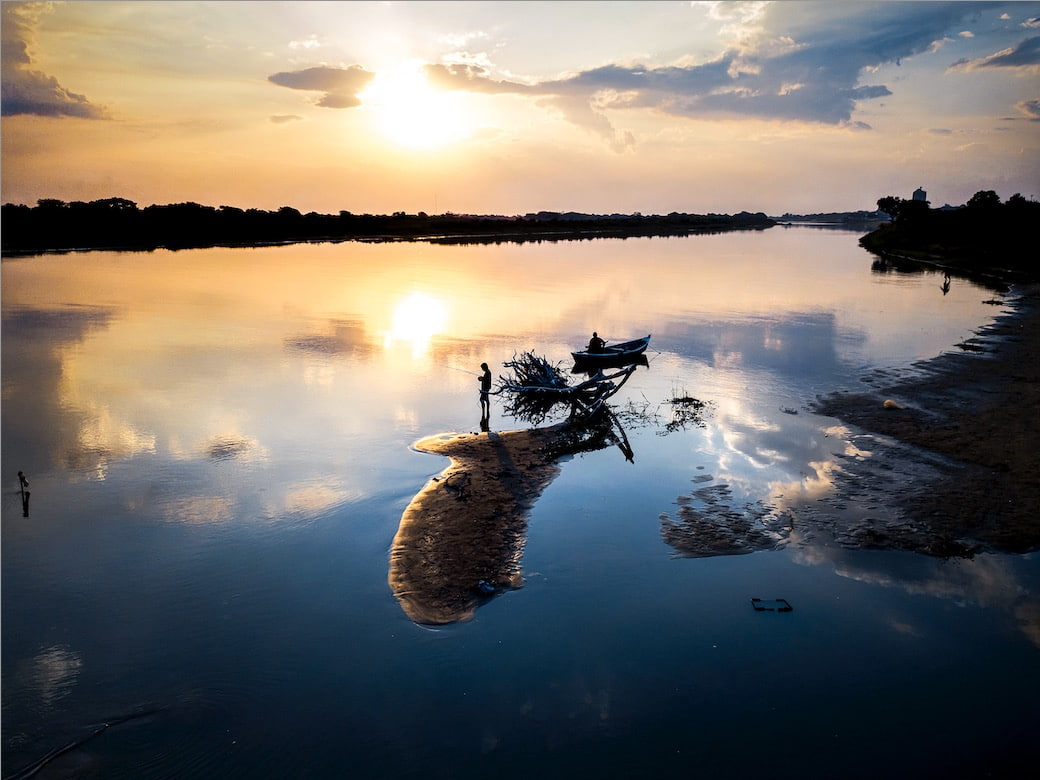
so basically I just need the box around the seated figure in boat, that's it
[587,332,606,352]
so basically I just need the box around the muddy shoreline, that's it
[813,284,1040,555]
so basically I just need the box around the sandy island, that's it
[389,425,579,624]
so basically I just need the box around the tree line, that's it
[863,190,1039,278]
[0,198,774,254]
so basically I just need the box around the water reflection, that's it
[3,232,1031,778]
[655,311,853,382]
[794,545,1040,649]
[385,291,449,358]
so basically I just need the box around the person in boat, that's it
[478,362,493,422]
[587,332,606,353]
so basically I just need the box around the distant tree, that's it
[92,197,138,211]
[1006,193,1028,208]
[966,190,1001,210]
[876,196,903,220]
[877,195,929,223]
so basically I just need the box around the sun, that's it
[361,61,474,148]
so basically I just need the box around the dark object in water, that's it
[571,335,651,364]
[751,598,793,612]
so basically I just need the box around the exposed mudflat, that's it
[810,284,1040,556]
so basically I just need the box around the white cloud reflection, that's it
[793,546,1040,649]
[29,644,84,706]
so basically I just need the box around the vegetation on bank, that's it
[0,198,773,254]
[862,190,1039,280]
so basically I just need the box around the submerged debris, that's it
[660,394,713,434]
[751,598,793,612]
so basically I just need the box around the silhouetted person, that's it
[941,273,951,295]
[479,362,492,423]
[587,332,606,352]
[18,471,30,517]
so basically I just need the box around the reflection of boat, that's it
[571,335,651,365]
[571,353,648,375]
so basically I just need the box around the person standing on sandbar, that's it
[479,362,492,424]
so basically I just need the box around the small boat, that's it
[571,335,651,364]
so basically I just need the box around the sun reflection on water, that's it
[384,291,449,358]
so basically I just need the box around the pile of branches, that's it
[496,351,639,425]
[496,352,572,424]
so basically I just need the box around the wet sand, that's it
[814,284,1040,555]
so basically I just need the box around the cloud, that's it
[423,1,991,145]
[1,2,108,118]
[270,114,303,124]
[948,35,1040,72]
[267,65,375,108]
[424,63,533,95]
[1014,97,1040,121]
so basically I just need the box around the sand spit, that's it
[389,423,620,624]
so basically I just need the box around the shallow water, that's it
[3,228,1037,778]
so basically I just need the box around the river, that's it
[3,227,1037,778]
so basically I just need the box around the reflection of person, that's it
[587,332,606,352]
[479,362,492,421]
[941,272,951,295]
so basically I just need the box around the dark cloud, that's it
[1,3,107,118]
[267,65,374,108]
[421,2,996,143]
[1015,98,1040,121]
[949,35,1040,71]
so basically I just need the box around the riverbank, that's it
[814,284,1040,555]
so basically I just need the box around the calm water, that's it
[3,228,1037,778]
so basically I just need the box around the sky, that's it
[2,1,1039,215]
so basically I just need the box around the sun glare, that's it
[361,61,473,148]
[385,291,449,358]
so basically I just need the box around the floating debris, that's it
[751,598,792,612]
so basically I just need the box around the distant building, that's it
[912,187,927,202]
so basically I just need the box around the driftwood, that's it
[497,352,641,425]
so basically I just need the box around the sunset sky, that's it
[2,1,1038,215]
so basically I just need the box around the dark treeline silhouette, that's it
[862,190,1039,279]
[0,198,774,254]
